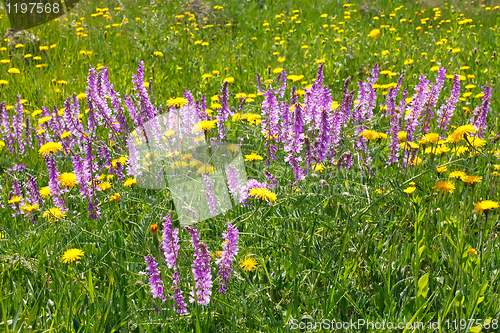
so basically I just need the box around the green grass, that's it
[1,0,500,332]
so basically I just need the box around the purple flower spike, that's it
[144,254,165,302]
[471,84,492,138]
[216,223,239,294]
[185,226,212,306]
[201,174,219,216]
[437,75,460,131]
[161,215,188,315]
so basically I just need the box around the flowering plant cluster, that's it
[144,215,239,314]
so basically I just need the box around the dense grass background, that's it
[1,0,500,332]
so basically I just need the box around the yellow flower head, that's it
[8,196,22,204]
[462,175,482,184]
[368,29,381,38]
[313,163,325,172]
[436,165,448,173]
[98,182,112,191]
[432,180,455,194]
[124,178,136,187]
[240,257,258,272]
[226,144,240,153]
[197,164,214,174]
[59,172,77,188]
[248,187,277,202]
[109,193,121,201]
[403,186,416,194]
[468,246,478,255]
[167,97,188,108]
[39,142,63,155]
[40,186,51,198]
[193,120,217,132]
[360,130,380,140]
[150,224,159,235]
[61,248,84,263]
[244,153,263,162]
[43,207,66,221]
[423,133,440,144]
[474,200,499,213]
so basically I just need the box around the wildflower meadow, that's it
[0,0,500,331]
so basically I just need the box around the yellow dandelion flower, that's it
[403,186,416,194]
[171,160,188,168]
[167,97,188,108]
[423,133,440,144]
[462,175,482,184]
[98,182,112,191]
[432,180,455,194]
[226,144,240,152]
[8,196,22,204]
[468,246,478,255]
[59,172,76,188]
[474,200,499,213]
[359,130,379,140]
[313,163,325,172]
[193,120,217,132]
[39,142,63,155]
[248,187,277,202]
[190,159,203,168]
[244,153,263,162]
[288,74,304,82]
[197,164,215,174]
[124,178,136,187]
[368,29,380,38]
[43,207,66,221]
[40,186,51,198]
[21,203,39,214]
[240,257,258,272]
[436,165,448,173]
[61,248,84,263]
[109,193,121,201]
[397,131,407,141]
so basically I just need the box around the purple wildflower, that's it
[437,75,461,131]
[14,96,25,155]
[161,214,179,269]
[421,67,446,133]
[144,254,165,302]
[185,226,212,306]
[226,165,246,203]
[405,74,430,142]
[217,81,230,141]
[261,88,280,160]
[161,215,188,315]
[26,174,43,206]
[277,70,287,99]
[45,156,66,211]
[471,84,492,138]
[385,75,404,164]
[216,223,239,294]
[263,170,277,188]
[132,61,157,120]
[201,174,218,216]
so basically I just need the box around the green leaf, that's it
[417,273,429,299]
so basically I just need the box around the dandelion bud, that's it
[475,59,479,65]
[150,224,160,249]
[474,47,478,54]
[493,51,497,57]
